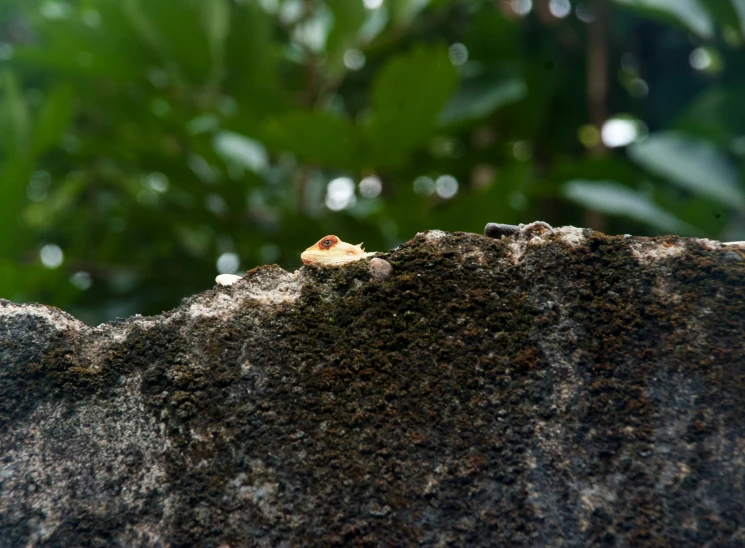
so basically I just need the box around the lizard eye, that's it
[317,235,338,249]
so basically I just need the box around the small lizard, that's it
[215,235,375,286]
[301,235,374,266]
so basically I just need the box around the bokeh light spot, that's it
[206,194,228,216]
[578,124,600,148]
[216,252,240,274]
[0,44,14,61]
[279,0,304,25]
[549,0,571,18]
[359,176,382,198]
[448,43,468,66]
[601,117,646,148]
[258,0,279,13]
[689,47,712,71]
[621,53,638,74]
[325,177,356,211]
[511,0,532,16]
[40,1,70,19]
[82,10,101,27]
[27,171,51,202]
[435,175,458,199]
[40,244,63,269]
[343,49,366,71]
[512,141,532,162]
[143,172,169,193]
[413,176,435,196]
[70,271,92,290]
[471,164,496,189]
[575,2,595,22]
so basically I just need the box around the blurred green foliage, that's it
[1,0,744,324]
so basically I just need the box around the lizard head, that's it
[301,235,370,266]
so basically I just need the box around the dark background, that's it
[1,0,743,324]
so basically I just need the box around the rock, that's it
[721,251,743,263]
[1,228,744,546]
[369,257,393,280]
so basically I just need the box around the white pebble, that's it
[216,274,242,286]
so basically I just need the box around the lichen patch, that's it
[557,225,589,247]
[629,238,684,264]
[0,301,85,334]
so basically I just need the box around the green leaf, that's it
[388,0,432,25]
[200,0,230,78]
[698,0,743,37]
[358,7,389,42]
[439,66,527,126]
[213,131,268,174]
[464,10,518,61]
[675,86,745,146]
[365,46,458,168]
[13,11,144,81]
[628,132,745,209]
[32,84,74,156]
[731,0,745,36]
[0,70,30,157]
[614,0,714,38]
[263,111,360,170]
[326,0,366,59]
[120,0,167,59]
[562,180,697,234]
[122,0,213,83]
[223,2,281,110]
[0,161,33,257]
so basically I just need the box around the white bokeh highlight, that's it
[435,175,458,199]
[40,244,64,269]
[549,0,571,18]
[216,252,240,274]
[325,177,356,211]
[689,48,712,71]
[601,118,645,148]
[512,0,532,16]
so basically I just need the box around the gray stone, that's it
[1,228,744,546]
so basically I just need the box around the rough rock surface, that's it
[1,228,744,547]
